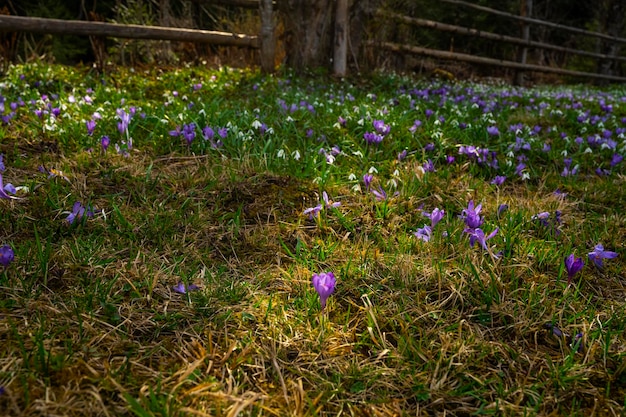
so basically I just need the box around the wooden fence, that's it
[0,0,276,73]
[372,0,626,83]
[0,0,624,83]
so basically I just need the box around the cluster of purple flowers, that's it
[0,155,18,199]
[461,200,498,251]
[363,119,391,145]
[458,145,499,169]
[303,191,341,220]
[414,207,445,242]
[67,201,95,225]
[170,124,226,149]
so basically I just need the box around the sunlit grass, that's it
[0,62,625,416]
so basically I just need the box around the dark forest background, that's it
[0,0,624,79]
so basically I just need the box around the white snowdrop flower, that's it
[292,150,301,160]
[313,176,322,184]
[348,173,357,181]
[277,149,285,159]
[584,147,593,154]
[368,166,378,174]
[506,159,513,167]
[387,178,398,189]
[393,169,400,177]
[286,116,294,122]
[251,120,262,129]
[352,150,363,158]
[352,184,362,193]
[506,151,515,158]
[561,150,568,156]
[521,172,530,181]
[357,118,364,126]
[325,154,335,164]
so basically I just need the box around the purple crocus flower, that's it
[497,204,508,217]
[312,271,336,311]
[371,186,387,201]
[0,154,4,172]
[117,109,131,135]
[303,204,323,220]
[67,201,94,225]
[169,126,181,137]
[487,126,500,136]
[564,254,584,284]
[101,135,110,152]
[372,119,390,136]
[414,225,432,242]
[610,153,623,167]
[466,227,498,250]
[172,282,200,294]
[397,149,408,161]
[203,126,215,141]
[0,174,17,200]
[322,191,341,209]
[561,158,579,177]
[588,244,618,268]
[423,159,435,172]
[364,131,383,145]
[218,127,228,139]
[0,245,14,267]
[491,175,506,186]
[424,208,445,228]
[182,123,196,146]
[363,174,373,190]
[86,119,96,136]
[461,200,483,229]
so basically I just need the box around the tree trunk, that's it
[260,0,276,73]
[333,0,348,76]
[278,0,334,72]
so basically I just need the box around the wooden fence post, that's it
[515,0,532,85]
[260,0,275,73]
[333,0,349,77]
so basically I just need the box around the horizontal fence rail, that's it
[0,15,259,48]
[374,41,626,81]
[440,0,626,45]
[377,10,626,64]
[374,0,626,83]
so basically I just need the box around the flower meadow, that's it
[0,63,625,415]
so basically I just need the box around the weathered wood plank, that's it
[0,15,258,48]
